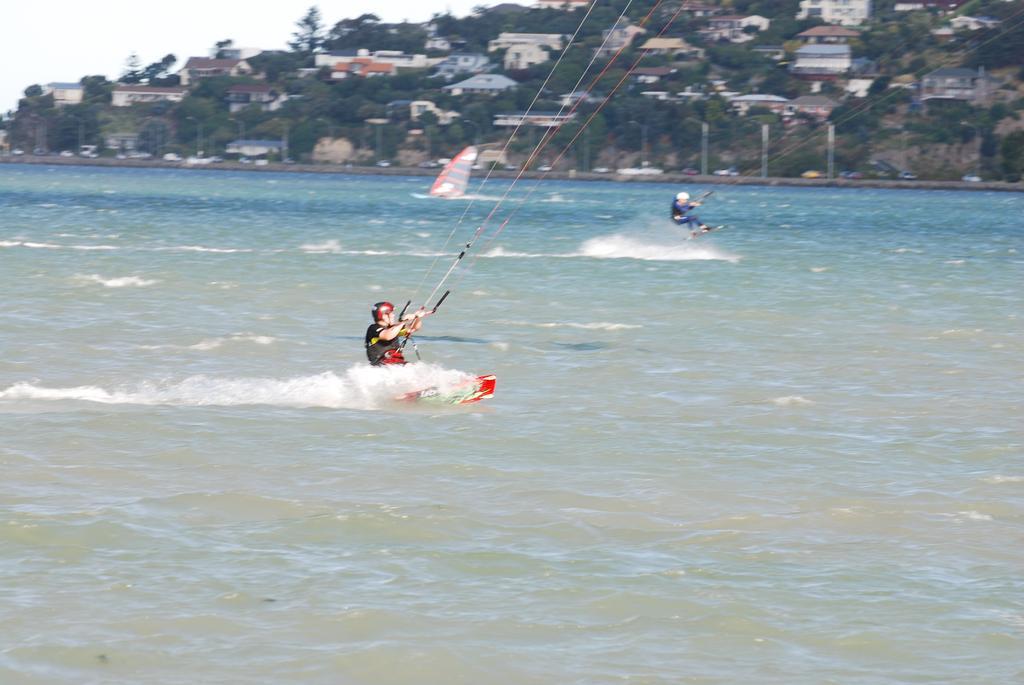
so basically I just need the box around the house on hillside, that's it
[894,0,967,10]
[226,84,284,113]
[493,111,576,127]
[111,85,188,107]
[796,25,861,44]
[920,67,997,103]
[730,94,791,116]
[505,43,551,70]
[639,37,704,59]
[316,49,431,71]
[701,15,770,43]
[488,33,564,51]
[331,59,397,79]
[441,74,518,96]
[950,16,1002,31]
[680,2,724,17]
[410,100,461,125]
[433,53,490,79]
[633,67,676,85]
[534,0,589,9]
[790,95,839,120]
[596,18,646,57]
[178,58,254,86]
[790,44,852,80]
[796,0,872,26]
[43,82,83,107]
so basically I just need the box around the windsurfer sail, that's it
[429,146,478,199]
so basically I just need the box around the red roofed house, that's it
[179,58,255,86]
[331,58,397,79]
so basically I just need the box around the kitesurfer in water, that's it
[671,191,712,237]
[365,301,429,366]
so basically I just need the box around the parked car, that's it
[537,165,553,172]
[59,150,74,157]
[681,167,699,175]
[375,160,391,167]
[801,170,822,179]
[961,174,982,182]
[839,170,863,179]
[162,152,182,161]
[503,164,517,171]
[713,167,738,176]
[417,160,440,168]
[898,171,917,180]
[592,166,611,173]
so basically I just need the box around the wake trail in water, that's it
[579,232,740,262]
[0,363,477,411]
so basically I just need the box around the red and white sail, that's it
[429,146,478,198]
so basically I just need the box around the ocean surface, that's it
[1,164,1022,684]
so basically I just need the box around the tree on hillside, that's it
[1000,130,1024,182]
[141,55,178,86]
[214,39,234,58]
[290,6,326,62]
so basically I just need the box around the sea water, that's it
[1,164,1022,684]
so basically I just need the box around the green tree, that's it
[289,6,326,61]
[1000,130,1024,182]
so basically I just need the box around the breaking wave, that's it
[74,274,158,288]
[579,234,739,262]
[0,364,477,411]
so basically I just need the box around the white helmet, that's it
[676,191,690,202]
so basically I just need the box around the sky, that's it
[2,0,513,114]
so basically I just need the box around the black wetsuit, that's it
[365,324,406,365]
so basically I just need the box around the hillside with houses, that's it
[2,0,1023,181]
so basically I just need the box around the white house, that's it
[111,85,188,107]
[43,82,84,107]
[534,0,589,9]
[797,0,872,26]
[701,15,770,43]
[410,100,461,125]
[790,44,852,79]
[315,49,431,71]
[505,43,550,70]
[434,53,491,79]
[596,18,646,57]
[730,94,791,116]
[488,33,564,51]
[950,16,1002,31]
[226,84,284,113]
[493,111,576,127]
[639,37,705,59]
[441,74,518,96]
[178,58,254,86]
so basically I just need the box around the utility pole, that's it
[827,124,835,180]
[701,122,708,175]
[761,123,769,178]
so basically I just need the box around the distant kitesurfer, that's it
[365,301,429,366]
[671,191,712,236]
